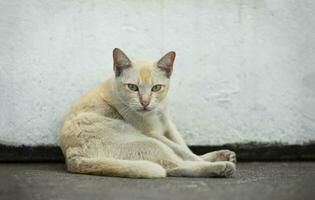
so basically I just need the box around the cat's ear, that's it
[157,51,176,78]
[113,48,132,77]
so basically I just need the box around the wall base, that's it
[1,142,315,162]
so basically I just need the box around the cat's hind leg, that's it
[65,147,166,178]
[65,143,236,178]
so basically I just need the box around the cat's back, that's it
[62,79,122,122]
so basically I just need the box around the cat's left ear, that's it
[157,51,176,78]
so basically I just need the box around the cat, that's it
[58,48,236,178]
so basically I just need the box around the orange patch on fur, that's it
[139,67,151,83]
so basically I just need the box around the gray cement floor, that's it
[0,162,314,200]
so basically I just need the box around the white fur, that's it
[59,49,236,178]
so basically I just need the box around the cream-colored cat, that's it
[59,48,236,178]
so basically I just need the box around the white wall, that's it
[1,0,315,146]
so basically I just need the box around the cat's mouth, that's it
[137,107,151,113]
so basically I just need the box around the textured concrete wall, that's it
[1,0,315,146]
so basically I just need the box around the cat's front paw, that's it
[201,149,237,163]
[217,161,236,177]
[217,150,237,163]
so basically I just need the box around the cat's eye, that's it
[152,85,162,92]
[127,84,139,91]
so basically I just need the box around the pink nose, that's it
[140,94,150,108]
[140,100,150,108]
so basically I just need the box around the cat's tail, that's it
[66,156,166,178]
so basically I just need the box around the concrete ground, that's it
[0,162,314,200]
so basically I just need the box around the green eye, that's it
[127,84,138,91]
[152,85,162,92]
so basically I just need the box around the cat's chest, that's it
[129,114,166,135]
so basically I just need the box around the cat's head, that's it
[112,48,176,115]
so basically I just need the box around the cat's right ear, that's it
[113,48,132,77]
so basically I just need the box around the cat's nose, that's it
[140,100,150,107]
[140,95,150,107]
